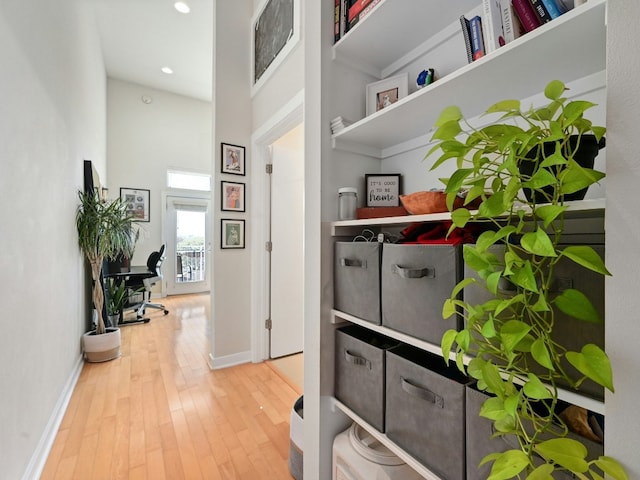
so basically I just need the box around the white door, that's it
[269,123,304,358]
[165,196,211,295]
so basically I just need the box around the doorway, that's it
[164,195,211,295]
[268,123,304,358]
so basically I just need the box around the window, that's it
[167,170,211,191]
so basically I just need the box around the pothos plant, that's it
[425,80,628,479]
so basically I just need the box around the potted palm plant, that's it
[76,189,137,362]
[426,80,627,479]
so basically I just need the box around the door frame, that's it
[161,189,212,295]
[250,89,304,362]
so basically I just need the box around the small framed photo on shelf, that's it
[221,181,246,212]
[366,72,409,116]
[221,219,245,249]
[120,187,150,222]
[365,174,402,207]
[221,142,246,176]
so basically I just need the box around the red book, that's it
[512,0,541,32]
[348,0,372,23]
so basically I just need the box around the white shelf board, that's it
[333,0,479,76]
[331,198,605,235]
[332,399,444,480]
[332,0,606,155]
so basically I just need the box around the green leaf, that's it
[451,207,471,228]
[481,317,497,338]
[545,80,566,100]
[535,205,567,228]
[525,167,557,189]
[432,120,463,141]
[560,161,606,195]
[482,361,506,397]
[593,456,630,480]
[435,105,463,127]
[523,373,552,399]
[563,100,597,125]
[486,99,521,114]
[561,245,611,276]
[500,320,532,353]
[479,191,507,218]
[521,229,557,257]
[468,357,485,381]
[527,464,555,480]
[531,338,554,370]
[486,271,502,296]
[566,344,614,392]
[442,298,457,319]
[441,329,458,360]
[452,277,476,299]
[464,245,493,272]
[554,289,601,323]
[503,394,519,417]
[487,450,529,480]
[534,438,588,473]
[456,329,471,351]
[479,396,507,421]
[445,168,474,193]
[510,261,539,293]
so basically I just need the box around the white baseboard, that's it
[22,355,84,480]
[208,350,252,370]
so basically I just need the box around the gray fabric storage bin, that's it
[335,325,400,432]
[381,243,462,344]
[466,385,603,480]
[385,344,470,480]
[334,241,382,325]
[463,243,605,400]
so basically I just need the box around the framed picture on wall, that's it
[120,187,150,222]
[221,219,245,249]
[365,73,409,116]
[221,143,246,176]
[221,181,246,212]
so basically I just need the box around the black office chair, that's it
[125,245,170,320]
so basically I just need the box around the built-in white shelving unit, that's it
[316,1,609,478]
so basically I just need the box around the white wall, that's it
[0,0,106,478]
[605,0,640,476]
[106,79,212,267]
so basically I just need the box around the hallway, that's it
[41,294,299,479]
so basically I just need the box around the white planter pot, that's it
[82,327,121,362]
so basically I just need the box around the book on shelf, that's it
[540,0,565,18]
[459,15,474,64]
[347,0,373,23]
[500,0,525,43]
[334,0,340,43]
[482,0,506,53]
[330,116,354,134]
[334,0,355,43]
[348,0,381,30]
[528,0,553,23]
[469,15,486,61]
[512,0,542,32]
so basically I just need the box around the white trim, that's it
[250,0,301,96]
[250,90,304,363]
[208,350,252,370]
[22,355,84,480]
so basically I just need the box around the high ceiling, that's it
[89,0,213,102]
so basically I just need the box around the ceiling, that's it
[89,0,213,102]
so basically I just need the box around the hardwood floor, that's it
[41,294,299,480]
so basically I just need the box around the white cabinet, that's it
[312,1,609,479]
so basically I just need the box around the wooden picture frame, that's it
[365,73,409,116]
[365,174,402,207]
[221,143,246,176]
[120,187,150,222]
[221,181,246,212]
[221,219,245,249]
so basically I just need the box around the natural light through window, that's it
[167,170,211,191]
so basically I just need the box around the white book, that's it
[500,0,524,44]
[483,0,505,52]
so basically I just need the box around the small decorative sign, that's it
[365,174,401,207]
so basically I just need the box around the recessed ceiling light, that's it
[174,1,190,13]
[161,66,174,75]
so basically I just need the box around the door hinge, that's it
[265,318,272,330]
[265,163,273,174]
[265,241,272,252]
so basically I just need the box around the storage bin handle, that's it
[401,377,444,408]
[344,349,371,369]
[392,264,435,279]
[340,258,366,268]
